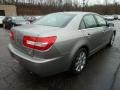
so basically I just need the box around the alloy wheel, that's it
[75,51,87,72]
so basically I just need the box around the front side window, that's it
[83,15,97,28]
[95,15,106,26]
[33,13,75,27]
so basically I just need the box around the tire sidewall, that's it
[108,33,115,46]
[110,34,115,45]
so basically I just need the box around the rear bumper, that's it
[8,44,68,76]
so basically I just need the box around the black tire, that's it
[107,34,115,47]
[70,48,87,74]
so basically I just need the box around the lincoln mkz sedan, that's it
[8,12,116,76]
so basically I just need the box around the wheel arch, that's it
[68,41,90,65]
[68,43,89,70]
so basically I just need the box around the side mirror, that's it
[107,23,114,27]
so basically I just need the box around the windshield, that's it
[33,13,75,27]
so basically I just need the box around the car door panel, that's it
[103,27,113,43]
[82,28,104,52]
[80,14,104,52]
[94,15,110,44]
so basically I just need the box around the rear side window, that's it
[83,15,97,28]
[95,15,106,26]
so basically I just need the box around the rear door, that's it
[79,14,104,52]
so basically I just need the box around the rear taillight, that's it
[9,31,14,40]
[23,36,57,51]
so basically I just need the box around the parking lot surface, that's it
[0,21,120,90]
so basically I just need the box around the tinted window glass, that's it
[80,20,85,29]
[83,15,97,28]
[33,13,75,27]
[95,15,106,26]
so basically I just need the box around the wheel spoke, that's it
[80,65,84,70]
[75,51,86,72]
[75,64,81,71]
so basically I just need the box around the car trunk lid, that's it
[10,24,59,57]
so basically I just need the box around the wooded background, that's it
[0,0,120,15]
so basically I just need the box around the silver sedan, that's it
[8,12,116,76]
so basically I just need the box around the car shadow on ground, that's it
[9,46,117,90]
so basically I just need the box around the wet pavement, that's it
[0,21,120,90]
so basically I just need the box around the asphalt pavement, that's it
[0,21,120,90]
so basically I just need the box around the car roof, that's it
[55,11,96,16]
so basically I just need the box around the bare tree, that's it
[82,0,89,11]
[104,0,108,6]
[0,0,4,4]
[57,0,63,5]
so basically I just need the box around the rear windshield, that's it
[33,13,76,27]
